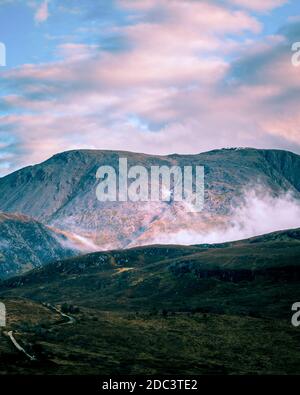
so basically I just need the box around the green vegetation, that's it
[0,228,300,374]
[1,299,300,375]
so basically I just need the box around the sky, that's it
[0,0,300,175]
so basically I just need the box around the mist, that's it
[150,189,300,245]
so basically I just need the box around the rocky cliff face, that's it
[0,148,299,250]
[0,213,78,278]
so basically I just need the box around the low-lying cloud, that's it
[150,189,300,245]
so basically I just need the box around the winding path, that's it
[6,303,75,361]
[47,304,76,325]
[6,330,36,361]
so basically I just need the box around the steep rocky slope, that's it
[0,148,299,249]
[0,213,78,278]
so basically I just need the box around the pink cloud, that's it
[34,0,50,23]
[1,0,299,176]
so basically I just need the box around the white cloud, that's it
[149,189,300,245]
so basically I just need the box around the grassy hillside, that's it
[1,228,300,319]
[0,299,299,375]
[0,228,299,374]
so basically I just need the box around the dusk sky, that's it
[0,0,300,175]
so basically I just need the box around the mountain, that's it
[0,212,78,279]
[0,148,299,250]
